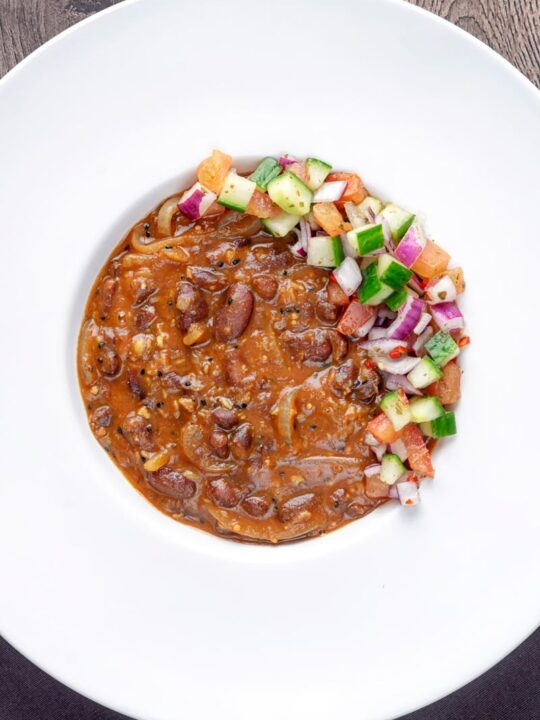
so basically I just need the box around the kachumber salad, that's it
[78,150,467,543]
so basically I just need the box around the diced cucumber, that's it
[218,172,256,212]
[425,330,460,367]
[261,211,300,238]
[380,390,411,431]
[267,171,313,216]
[386,288,409,312]
[346,224,385,256]
[378,203,415,242]
[406,356,443,389]
[307,235,344,268]
[358,196,383,219]
[358,262,393,305]
[380,453,407,485]
[409,396,444,423]
[377,253,413,289]
[305,157,332,190]
[250,157,281,190]
[421,411,457,438]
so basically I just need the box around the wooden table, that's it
[0,2,539,720]
[1,0,539,86]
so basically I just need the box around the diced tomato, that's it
[327,172,368,205]
[245,190,281,218]
[367,413,399,445]
[337,300,376,337]
[327,280,350,306]
[287,161,309,185]
[401,424,434,477]
[312,202,351,236]
[197,150,232,194]
[427,361,461,405]
[446,266,465,294]
[411,240,450,279]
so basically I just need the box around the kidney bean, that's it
[121,412,154,451]
[97,276,117,319]
[316,300,339,324]
[252,274,278,300]
[230,423,253,459]
[176,281,208,332]
[224,350,245,385]
[241,493,272,518]
[127,369,146,399]
[214,283,254,342]
[278,493,319,523]
[189,266,227,291]
[148,466,197,499]
[98,345,121,377]
[209,429,229,458]
[91,405,113,429]
[135,304,157,330]
[282,329,332,363]
[331,359,359,396]
[212,407,239,430]
[209,478,240,508]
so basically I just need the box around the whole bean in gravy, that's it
[78,198,384,544]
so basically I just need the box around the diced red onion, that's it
[388,484,399,499]
[364,431,380,446]
[431,302,464,332]
[356,312,378,338]
[279,155,297,167]
[390,439,408,462]
[344,201,366,228]
[341,232,357,258]
[377,355,421,374]
[376,215,395,252]
[290,238,307,258]
[372,444,386,462]
[378,307,397,322]
[312,181,347,203]
[333,257,363,296]
[413,312,431,335]
[413,326,433,355]
[383,372,423,396]
[397,480,420,506]
[360,338,405,354]
[387,297,425,340]
[178,182,217,221]
[426,276,457,304]
[299,216,311,245]
[307,210,320,231]
[394,223,426,268]
[365,463,382,477]
[368,326,388,340]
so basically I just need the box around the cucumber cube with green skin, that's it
[379,203,415,242]
[407,356,443,389]
[377,253,413,289]
[425,330,460,367]
[250,157,281,190]
[261,211,300,238]
[358,196,383,219]
[267,172,313,216]
[358,262,393,305]
[386,287,409,311]
[305,158,332,190]
[307,235,344,267]
[218,172,257,211]
[380,390,411,431]
[409,396,444,423]
[346,224,385,256]
[380,453,407,485]
[421,411,457,438]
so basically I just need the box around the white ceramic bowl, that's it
[0,1,539,719]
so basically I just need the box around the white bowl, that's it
[0,1,539,719]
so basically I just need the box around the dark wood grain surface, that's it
[0,2,539,720]
[0,0,539,86]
